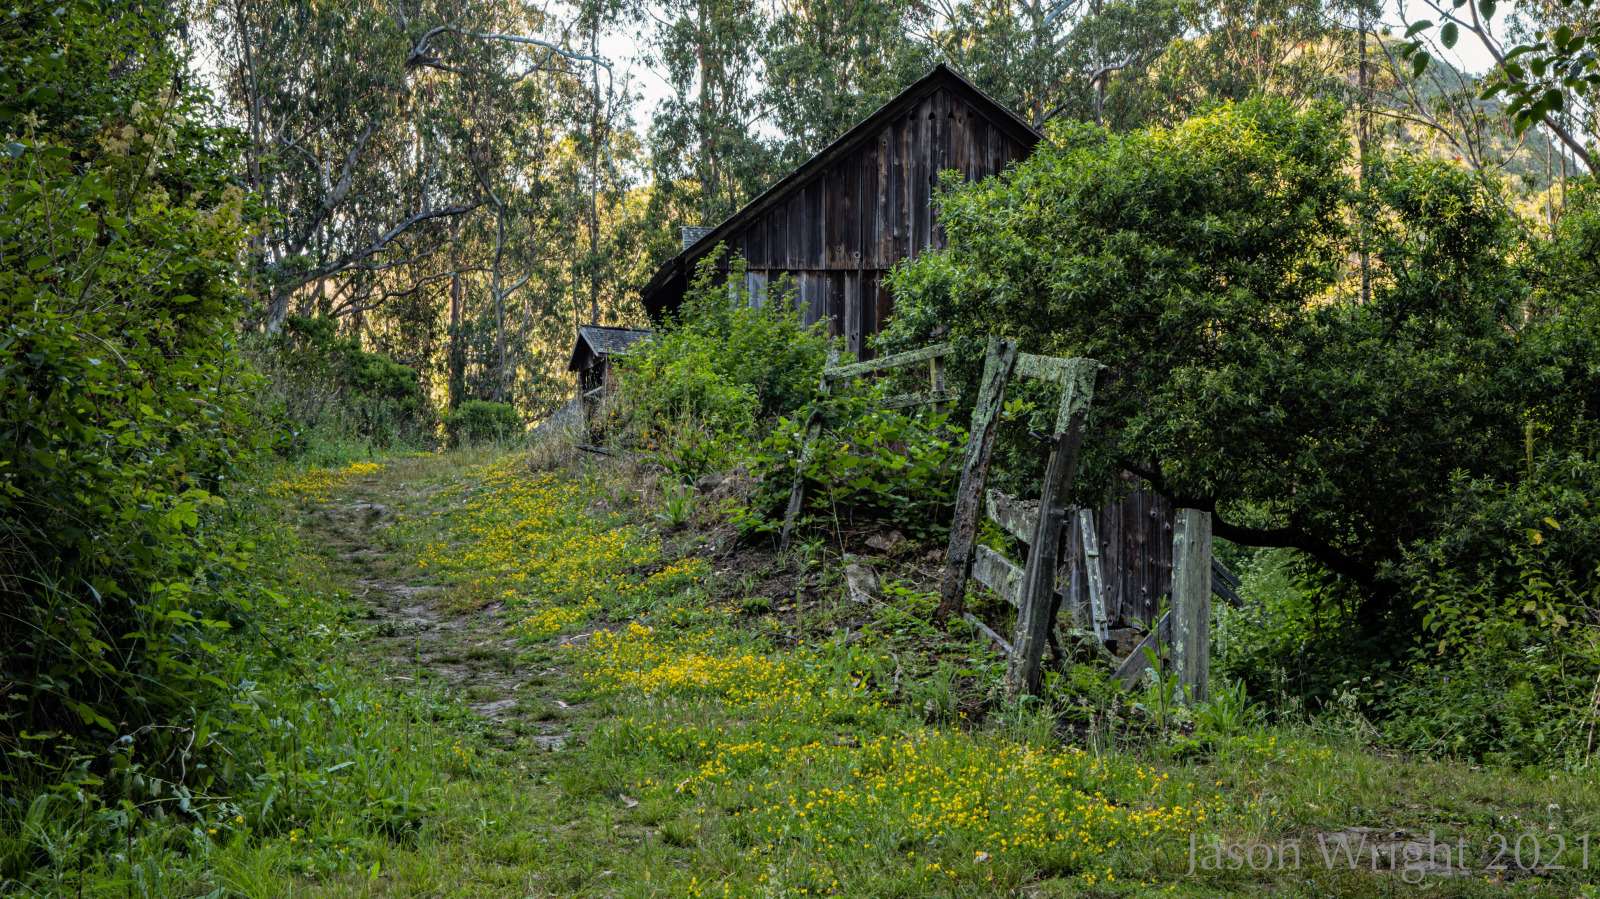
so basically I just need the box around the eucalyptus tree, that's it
[643,0,777,228]
[1148,0,1373,128]
[198,0,613,334]
[761,0,933,164]
[915,0,1183,128]
[1397,0,1594,171]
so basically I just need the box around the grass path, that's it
[256,448,1600,899]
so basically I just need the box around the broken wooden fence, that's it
[935,336,1230,702]
[779,343,958,550]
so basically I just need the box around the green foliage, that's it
[734,396,967,542]
[1384,454,1600,766]
[619,246,833,433]
[0,0,269,788]
[255,315,433,457]
[656,483,696,527]
[886,97,1597,623]
[441,400,522,446]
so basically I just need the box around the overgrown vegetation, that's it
[5,0,1600,892]
[1,0,261,799]
[253,315,434,460]
[882,97,1600,765]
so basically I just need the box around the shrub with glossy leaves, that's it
[885,97,1598,624]
[619,246,833,432]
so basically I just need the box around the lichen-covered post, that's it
[935,337,1018,624]
[1005,357,1096,697]
[1171,508,1213,703]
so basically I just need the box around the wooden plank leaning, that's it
[822,342,954,383]
[1077,508,1109,643]
[934,337,1019,624]
[779,347,841,551]
[963,613,1015,656]
[877,389,960,411]
[1110,610,1171,689]
[970,544,1024,607]
[984,490,1037,545]
[1005,357,1097,697]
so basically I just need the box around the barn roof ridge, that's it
[638,63,1042,318]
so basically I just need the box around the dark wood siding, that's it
[1062,483,1177,629]
[701,89,1033,355]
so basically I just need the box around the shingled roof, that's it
[567,325,654,371]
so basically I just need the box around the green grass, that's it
[10,446,1600,897]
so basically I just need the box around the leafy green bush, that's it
[442,399,523,446]
[255,314,433,457]
[0,0,265,788]
[733,395,967,542]
[619,246,832,433]
[1382,455,1600,766]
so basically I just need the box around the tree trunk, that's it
[448,216,464,409]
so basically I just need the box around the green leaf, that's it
[1404,20,1434,38]
[1412,51,1432,78]
[1554,25,1574,48]
[1478,0,1496,19]
[1441,22,1459,48]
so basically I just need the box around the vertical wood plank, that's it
[935,337,1019,623]
[844,271,860,356]
[1171,508,1213,703]
[824,272,843,335]
[1078,508,1108,642]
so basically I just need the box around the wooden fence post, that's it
[935,337,1018,624]
[1171,508,1212,703]
[1005,358,1096,697]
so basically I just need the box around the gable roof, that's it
[567,325,654,371]
[638,64,1043,320]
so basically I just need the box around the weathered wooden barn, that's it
[638,63,1043,358]
[629,64,1214,638]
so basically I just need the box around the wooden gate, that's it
[936,336,1219,701]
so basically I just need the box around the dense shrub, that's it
[254,314,433,457]
[442,399,523,445]
[1380,454,1600,766]
[618,247,833,433]
[0,0,262,785]
[884,97,1599,625]
[732,395,968,542]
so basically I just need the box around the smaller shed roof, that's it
[567,325,654,371]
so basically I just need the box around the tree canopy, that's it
[885,98,1600,617]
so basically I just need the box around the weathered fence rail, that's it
[779,343,959,550]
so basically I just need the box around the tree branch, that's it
[1120,459,1380,587]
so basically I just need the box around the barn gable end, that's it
[639,64,1042,359]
